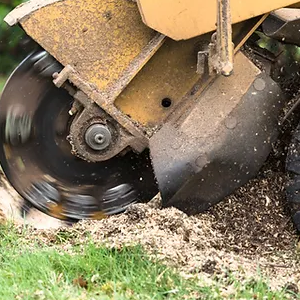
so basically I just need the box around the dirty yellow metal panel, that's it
[137,0,300,40]
[114,20,264,127]
[20,0,160,100]
[115,37,204,127]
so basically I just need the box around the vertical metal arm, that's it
[197,0,234,76]
[217,0,234,76]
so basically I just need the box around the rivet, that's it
[224,116,237,129]
[254,78,266,91]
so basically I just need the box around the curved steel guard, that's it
[150,52,286,214]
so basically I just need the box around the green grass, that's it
[0,76,6,92]
[0,223,297,300]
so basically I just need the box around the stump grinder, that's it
[3,0,300,229]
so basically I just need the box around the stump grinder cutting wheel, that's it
[0,50,158,221]
[2,0,300,228]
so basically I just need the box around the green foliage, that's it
[0,76,6,91]
[0,0,25,75]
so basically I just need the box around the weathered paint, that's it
[137,0,300,40]
[115,37,203,126]
[17,0,203,127]
[19,0,162,102]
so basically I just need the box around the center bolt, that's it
[84,124,112,151]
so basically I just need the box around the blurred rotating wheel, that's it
[0,50,158,222]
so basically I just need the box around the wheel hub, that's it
[85,124,112,151]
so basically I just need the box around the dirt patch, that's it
[26,198,299,290]
[209,171,295,255]
[23,147,300,289]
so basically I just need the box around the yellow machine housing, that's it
[137,0,300,40]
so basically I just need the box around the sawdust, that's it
[209,171,294,255]
[23,156,300,291]
[27,197,299,291]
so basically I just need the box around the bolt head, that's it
[85,124,112,151]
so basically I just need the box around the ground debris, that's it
[208,171,295,255]
[25,197,299,290]
[2,125,300,291]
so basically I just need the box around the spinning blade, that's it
[0,51,158,221]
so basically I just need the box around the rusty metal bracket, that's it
[67,92,144,162]
[197,0,234,76]
[53,65,149,143]
[53,68,149,161]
